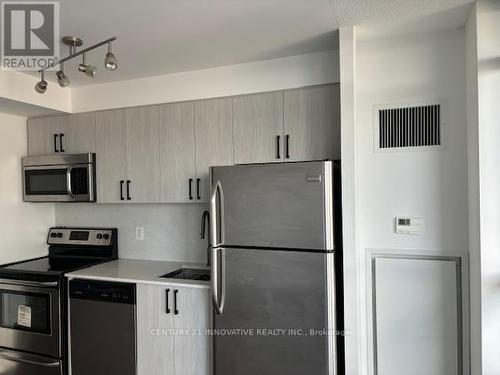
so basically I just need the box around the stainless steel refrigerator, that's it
[209,160,344,375]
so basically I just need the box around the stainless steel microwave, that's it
[22,153,96,202]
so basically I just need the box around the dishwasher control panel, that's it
[69,279,136,304]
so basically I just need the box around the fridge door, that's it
[214,247,334,375]
[210,161,334,250]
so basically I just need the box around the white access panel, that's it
[373,256,461,375]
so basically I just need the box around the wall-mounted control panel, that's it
[394,217,424,235]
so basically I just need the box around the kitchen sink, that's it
[160,268,210,281]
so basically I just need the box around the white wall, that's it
[475,1,500,374]
[70,50,339,113]
[354,27,469,372]
[55,203,208,263]
[0,112,55,264]
[465,4,482,374]
[0,70,71,113]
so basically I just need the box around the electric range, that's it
[0,227,118,375]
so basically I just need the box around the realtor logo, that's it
[1,1,59,70]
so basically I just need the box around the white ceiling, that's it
[33,0,473,86]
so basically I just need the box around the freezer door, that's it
[210,161,334,250]
[214,248,332,375]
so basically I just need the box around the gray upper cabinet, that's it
[26,84,339,204]
[284,84,341,161]
[195,97,234,203]
[159,102,196,203]
[233,91,284,164]
[96,109,127,203]
[27,116,61,155]
[60,113,97,153]
[125,106,161,203]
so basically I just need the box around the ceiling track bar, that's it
[38,36,117,73]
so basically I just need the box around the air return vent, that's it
[377,104,441,150]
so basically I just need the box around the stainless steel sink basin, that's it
[160,268,210,281]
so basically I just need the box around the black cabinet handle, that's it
[166,289,171,314]
[120,180,124,201]
[285,134,290,159]
[126,180,131,201]
[174,289,179,315]
[276,135,281,159]
[59,133,65,153]
[53,134,59,153]
[188,179,193,200]
[196,178,201,200]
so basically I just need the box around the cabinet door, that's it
[233,92,284,164]
[27,116,61,155]
[60,113,96,153]
[173,287,211,375]
[95,109,127,203]
[125,106,161,203]
[137,284,175,375]
[159,102,196,203]
[373,256,462,375]
[195,98,233,203]
[284,84,340,161]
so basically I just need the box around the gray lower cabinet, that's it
[284,84,341,161]
[194,97,234,203]
[96,109,127,203]
[27,116,61,155]
[159,102,197,203]
[233,92,284,164]
[137,284,211,375]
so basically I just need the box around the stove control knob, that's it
[50,233,57,238]
[56,233,63,238]
[103,233,110,240]
[96,233,103,239]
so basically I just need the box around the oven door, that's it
[0,280,61,358]
[23,164,95,202]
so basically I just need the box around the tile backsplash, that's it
[55,203,208,263]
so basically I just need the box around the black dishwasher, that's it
[69,279,136,375]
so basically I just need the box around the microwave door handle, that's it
[0,349,61,367]
[0,278,58,288]
[66,167,75,199]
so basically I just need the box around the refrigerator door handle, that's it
[211,247,226,315]
[210,180,224,247]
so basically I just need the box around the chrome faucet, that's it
[201,210,210,266]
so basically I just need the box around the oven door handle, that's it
[66,166,75,199]
[0,349,61,367]
[0,278,58,288]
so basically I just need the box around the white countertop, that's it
[66,259,210,289]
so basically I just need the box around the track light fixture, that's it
[34,71,48,94]
[34,36,117,93]
[56,63,70,87]
[78,53,97,78]
[105,42,118,71]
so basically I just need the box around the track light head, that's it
[78,53,97,78]
[34,72,48,94]
[56,63,70,87]
[105,52,118,71]
[105,42,118,71]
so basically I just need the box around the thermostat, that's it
[394,216,424,235]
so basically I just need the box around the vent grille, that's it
[378,104,441,149]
